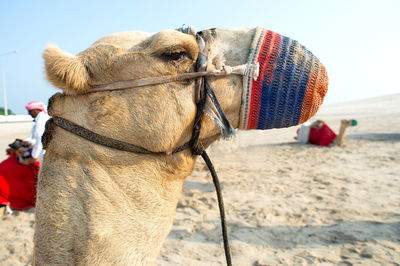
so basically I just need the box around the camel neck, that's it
[34,137,196,265]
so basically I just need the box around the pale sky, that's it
[1,0,399,114]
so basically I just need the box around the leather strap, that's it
[51,117,190,154]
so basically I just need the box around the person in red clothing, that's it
[0,139,40,212]
[308,120,337,146]
[297,119,357,147]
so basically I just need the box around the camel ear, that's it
[43,44,90,94]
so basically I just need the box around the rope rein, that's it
[201,151,232,264]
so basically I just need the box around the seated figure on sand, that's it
[0,139,40,213]
[296,119,357,146]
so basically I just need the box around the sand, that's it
[0,94,399,265]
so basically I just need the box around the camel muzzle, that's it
[239,26,328,130]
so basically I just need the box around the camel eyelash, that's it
[160,51,187,61]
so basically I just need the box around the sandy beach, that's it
[1,94,399,265]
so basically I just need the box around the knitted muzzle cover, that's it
[239,27,328,130]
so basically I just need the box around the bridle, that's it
[48,27,259,266]
[46,27,259,266]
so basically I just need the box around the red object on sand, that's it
[0,155,39,210]
[309,124,337,146]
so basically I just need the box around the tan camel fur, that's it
[34,28,256,265]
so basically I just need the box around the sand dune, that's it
[1,94,399,265]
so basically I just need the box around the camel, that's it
[333,119,357,146]
[34,27,328,265]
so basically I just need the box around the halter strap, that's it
[90,64,258,93]
[51,116,190,154]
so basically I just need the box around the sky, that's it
[0,0,399,114]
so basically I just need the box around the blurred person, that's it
[24,100,50,162]
[0,139,40,212]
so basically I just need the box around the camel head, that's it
[42,27,328,154]
[37,27,329,265]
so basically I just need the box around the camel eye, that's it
[161,51,187,61]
